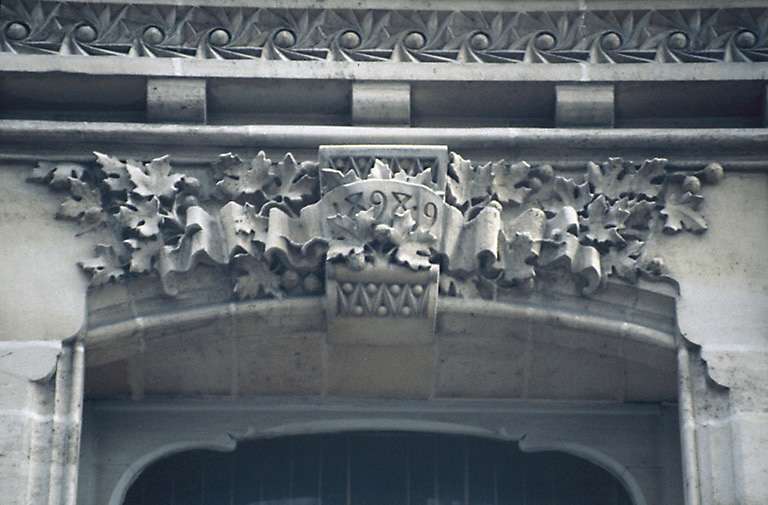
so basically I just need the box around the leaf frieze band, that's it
[28,145,722,303]
[2,1,767,63]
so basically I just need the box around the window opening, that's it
[124,432,632,505]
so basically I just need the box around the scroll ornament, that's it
[28,148,722,300]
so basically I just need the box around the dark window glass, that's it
[124,432,633,505]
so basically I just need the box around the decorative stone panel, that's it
[327,263,438,344]
[319,145,447,343]
[28,144,722,343]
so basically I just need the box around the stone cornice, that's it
[3,55,768,81]
[2,1,768,64]
[4,121,767,171]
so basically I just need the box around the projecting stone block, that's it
[555,84,614,127]
[352,81,411,125]
[764,84,768,127]
[147,78,207,123]
[326,263,438,346]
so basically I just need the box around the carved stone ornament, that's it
[29,145,722,342]
[2,1,767,63]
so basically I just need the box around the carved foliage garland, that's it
[28,147,722,300]
[2,1,767,63]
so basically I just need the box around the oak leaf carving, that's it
[379,211,437,269]
[320,168,362,193]
[123,237,163,273]
[600,240,645,282]
[368,159,393,180]
[393,168,434,188]
[496,232,538,285]
[579,195,629,245]
[491,161,533,205]
[271,154,320,208]
[125,155,184,201]
[117,196,161,238]
[216,151,274,201]
[625,158,666,199]
[57,179,105,228]
[660,191,708,233]
[94,152,133,194]
[618,197,656,240]
[28,162,85,190]
[78,244,126,285]
[233,254,283,300]
[545,176,592,213]
[587,158,666,201]
[217,152,318,214]
[446,153,493,208]
[326,208,377,265]
[587,158,630,200]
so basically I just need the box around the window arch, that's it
[124,432,632,505]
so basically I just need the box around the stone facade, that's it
[1,0,767,504]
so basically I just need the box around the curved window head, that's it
[124,432,632,505]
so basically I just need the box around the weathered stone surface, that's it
[3,133,764,505]
[655,174,768,505]
[657,176,768,501]
[327,344,433,398]
[657,174,768,356]
[352,82,411,126]
[0,167,90,342]
[624,360,678,402]
[146,78,207,124]
[436,333,527,398]
[238,333,324,396]
[140,319,233,397]
[78,288,679,406]
[0,1,767,504]
[84,359,130,399]
[556,84,615,127]
[527,343,625,400]
[0,341,82,505]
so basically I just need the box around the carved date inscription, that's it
[323,180,443,231]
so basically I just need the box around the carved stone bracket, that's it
[320,145,447,343]
[28,145,722,343]
[2,2,767,64]
[327,263,438,345]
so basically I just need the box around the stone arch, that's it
[115,427,641,505]
[85,286,678,402]
[517,440,647,505]
[108,439,237,505]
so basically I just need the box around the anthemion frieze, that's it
[29,145,722,339]
[1,2,767,64]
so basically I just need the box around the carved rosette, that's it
[29,145,721,342]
